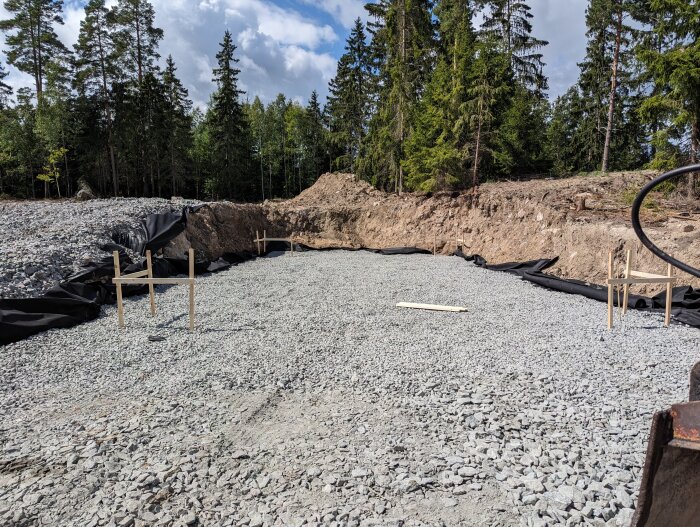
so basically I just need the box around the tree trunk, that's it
[601,4,623,173]
[97,23,119,196]
[136,16,143,84]
[689,118,699,198]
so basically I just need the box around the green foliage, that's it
[637,0,700,170]
[0,0,67,96]
[0,61,11,107]
[326,18,371,173]
[37,146,67,197]
[110,0,163,83]
[0,0,698,201]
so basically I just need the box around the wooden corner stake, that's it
[146,250,156,316]
[113,251,125,329]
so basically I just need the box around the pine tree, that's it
[326,18,371,172]
[480,0,548,94]
[110,0,163,84]
[74,0,120,195]
[209,30,247,199]
[0,60,11,107]
[0,0,67,99]
[162,55,192,196]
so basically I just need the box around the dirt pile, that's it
[178,171,700,291]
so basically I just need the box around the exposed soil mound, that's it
[180,171,700,292]
[291,173,381,206]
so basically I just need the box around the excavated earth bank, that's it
[173,172,700,293]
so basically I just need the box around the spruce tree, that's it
[246,96,266,200]
[162,55,192,196]
[326,18,371,172]
[404,0,476,190]
[462,36,509,191]
[0,0,67,99]
[637,0,700,187]
[480,0,548,94]
[209,30,247,199]
[74,0,120,195]
[358,0,435,193]
[305,90,327,184]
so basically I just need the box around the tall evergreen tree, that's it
[326,18,371,172]
[480,0,548,94]
[74,0,120,195]
[0,0,67,99]
[563,0,642,172]
[110,0,162,84]
[637,0,700,188]
[404,0,477,190]
[304,90,328,184]
[358,0,435,193]
[209,30,247,199]
[162,55,192,196]
[246,95,266,200]
[463,36,509,191]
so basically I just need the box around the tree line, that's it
[0,0,698,200]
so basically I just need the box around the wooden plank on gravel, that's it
[396,302,467,313]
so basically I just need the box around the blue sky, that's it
[0,0,589,108]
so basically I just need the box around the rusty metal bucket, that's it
[631,363,700,526]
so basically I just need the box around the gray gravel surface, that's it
[0,198,191,298]
[1,250,698,526]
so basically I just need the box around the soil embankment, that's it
[176,172,700,292]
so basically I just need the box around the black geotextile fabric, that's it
[0,206,255,345]
[3,210,700,345]
[454,248,700,328]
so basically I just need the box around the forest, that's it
[0,0,698,201]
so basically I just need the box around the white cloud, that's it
[54,2,84,50]
[221,0,337,48]
[302,0,367,28]
[0,0,590,107]
[529,0,588,99]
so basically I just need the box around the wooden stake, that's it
[113,251,125,329]
[146,250,156,316]
[607,251,614,329]
[665,263,673,327]
[188,248,195,331]
[263,229,267,253]
[256,230,261,256]
[622,249,632,314]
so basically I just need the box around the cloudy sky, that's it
[0,0,589,108]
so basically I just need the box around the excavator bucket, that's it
[631,363,700,526]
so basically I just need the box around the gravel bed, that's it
[0,198,195,299]
[1,250,698,527]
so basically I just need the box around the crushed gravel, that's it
[0,198,196,299]
[1,250,698,526]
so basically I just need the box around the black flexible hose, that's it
[630,163,700,279]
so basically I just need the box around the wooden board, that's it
[396,302,467,313]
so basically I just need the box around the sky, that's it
[0,0,589,108]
